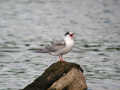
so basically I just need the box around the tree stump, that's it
[22,61,87,90]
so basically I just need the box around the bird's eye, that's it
[70,34,73,37]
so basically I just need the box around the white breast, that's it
[62,37,74,54]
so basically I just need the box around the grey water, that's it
[0,0,120,90]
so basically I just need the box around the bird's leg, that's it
[61,55,64,61]
[59,56,62,61]
[59,55,64,61]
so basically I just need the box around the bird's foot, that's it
[59,59,64,62]
[59,56,64,62]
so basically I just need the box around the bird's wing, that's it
[50,40,65,45]
[28,40,65,53]
[46,40,65,52]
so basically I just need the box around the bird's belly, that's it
[50,47,72,56]
[61,46,72,55]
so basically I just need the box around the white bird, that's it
[33,32,74,61]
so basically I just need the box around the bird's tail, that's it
[28,48,49,53]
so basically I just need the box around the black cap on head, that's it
[64,32,70,36]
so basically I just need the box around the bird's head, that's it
[64,32,74,39]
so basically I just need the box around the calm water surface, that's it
[0,0,120,90]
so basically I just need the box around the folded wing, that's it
[46,40,65,52]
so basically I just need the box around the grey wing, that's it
[50,40,65,45]
[47,40,65,52]
[29,40,65,53]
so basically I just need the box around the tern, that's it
[35,32,74,61]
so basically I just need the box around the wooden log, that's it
[22,61,87,90]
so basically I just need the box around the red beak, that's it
[69,33,74,38]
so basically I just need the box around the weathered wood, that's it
[48,68,87,90]
[22,61,87,90]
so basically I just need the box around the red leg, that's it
[59,56,61,61]
[59,56,64,61]
[61,56,64,61]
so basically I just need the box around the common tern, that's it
[35,32,74,61]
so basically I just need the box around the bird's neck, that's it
[64,37,74,47]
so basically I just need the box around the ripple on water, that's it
[0,0,120,90]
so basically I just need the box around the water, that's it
[0,0,120,90]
